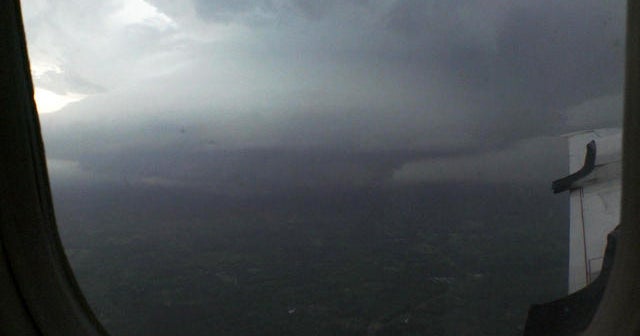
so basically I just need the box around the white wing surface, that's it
[554,129,621,293]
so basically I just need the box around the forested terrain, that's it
[53,182,567,336]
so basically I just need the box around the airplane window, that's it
[21,0,625,335]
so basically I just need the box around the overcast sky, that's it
[21,0,625,194]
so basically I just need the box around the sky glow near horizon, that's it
[27,0,180,113]
[21,0,626,191]
[34,88,85,114]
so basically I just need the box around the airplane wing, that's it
[524,128,622,335]
[559,129,622,293]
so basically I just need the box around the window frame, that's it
[584,2,640,334]
[0,1,108,335]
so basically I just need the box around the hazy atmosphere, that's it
[22,0,625,335]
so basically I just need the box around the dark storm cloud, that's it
[382,0,625,144]
[25,0,626,190]
[66,147,434,194]
[486,1,623,118]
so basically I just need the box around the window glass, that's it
[22,1,625,335]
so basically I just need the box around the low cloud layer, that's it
[392,136,566,185]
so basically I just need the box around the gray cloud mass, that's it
[21,0,626,194]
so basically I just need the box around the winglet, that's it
[552,140,597,193]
